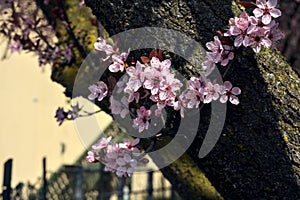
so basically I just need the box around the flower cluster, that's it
[133,106,151,133]
[86,137,149,177]
[90,40,242,133]
[94,37,130,72]
[47,0,282,134]
[0,0,94,67]
[202,0,282,75]
[85,0,283,177]
[54,104,81,126]
[177,77,241,118]
[88,81,108,101]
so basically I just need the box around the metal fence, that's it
[1,159,179,200]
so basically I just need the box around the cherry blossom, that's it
[173,94,187,118]
[67,103,81,120]
[206,36,224,63]
[219,81,241,105]
[266,21,283,49]
[203,82,221,104]
[225,12,258,47]
[94,37,116,60]
[201,59,216,76]
[249,28,272,53]
[120,138,140,150]
[220,45,234,66]
[108,51,129,72]
[61,47,72,64]
[79,0,85,6]
[83,0,286,178]
[88,81,108,101]
[54,104,82,125]
[126,61,145,92]
[86,151,97,163]
[110,96,129,118]
[116,75,128,93]
[133,106,151,133]
[185,76,206,108]
[92,136,112,150]
[124,87,140,103]
[253,0,281,25]
[87,137,148,177]
[205,36,234,66]
[55,107,67,126]
[115,153,138,177]
[9,40,23,54]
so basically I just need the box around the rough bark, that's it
[84,0,300,199]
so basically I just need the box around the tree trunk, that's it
[85,0,300,199]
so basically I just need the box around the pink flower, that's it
[61,47,72,63]
[88,81,108,101]
[92,136,112,150]
[253,0,281,25]
[266,21,283,49]
[86,151,98,163]
[124,87,140,103]
[79,0,85,6]
[133,106,151,133]
[110,96,129,118]
[220,45,234,66]
[206,36,224,63]
[158,74,182,101]
[126,61,145,92]
[225,12,258,47]
[204,82,221,104]
[10,40,23,54]
[201,60,216,76]
[120,138,140,150]
[185,76,206,108]
[116,75,128,93]
[219,81,241,105]
[115,154,138,177]
[205,36,234,66]
[143,69,164,95]
[173,94,187,118]
[88,136,148,177]
[94,37,116,60]
[149,57,171,75]
[108,51,129,73]
[249,28,272,53]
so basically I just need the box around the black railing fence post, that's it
[147,171,153,200]
[171,184,176,200]
[74,166,84,200]
[2,159,12,200]
[117,177,124,200]
[42,157,47,200]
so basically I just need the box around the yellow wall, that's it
[0,45,111,187]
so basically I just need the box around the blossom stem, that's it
[78,109,102,117]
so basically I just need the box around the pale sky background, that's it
[0,43,112,187]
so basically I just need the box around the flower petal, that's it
[267,0,277,8]
[253,8,264,18]
[231,87,241,95]
[220,95,228,103]
[262,14,272,25]
[223,81,232,90]
[234,35,244,47]
[229,96,240,105]
[270,8,281,18]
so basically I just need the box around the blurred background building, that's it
[0,45,179,199]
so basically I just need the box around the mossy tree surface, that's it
[62,0,300,199]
